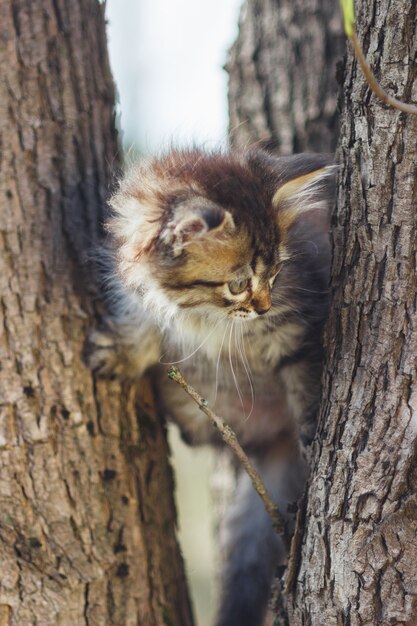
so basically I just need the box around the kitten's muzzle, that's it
[252,288,272,315]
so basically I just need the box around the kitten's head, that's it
[108,148,334,327]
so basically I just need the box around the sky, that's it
[106,0,242,154]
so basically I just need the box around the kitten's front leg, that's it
[85,316,161,380]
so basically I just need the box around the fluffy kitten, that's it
[88,147,334,626]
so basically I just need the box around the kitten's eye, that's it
[228,278,249,295]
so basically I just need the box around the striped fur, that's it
[89,147,335,626]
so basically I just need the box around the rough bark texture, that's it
[228,1,417,625]
[0,1,193,625]
[227,0,344,154]
[287,1,417,624]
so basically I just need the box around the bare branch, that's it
[167,366,287,535]
[340,0,417,115]
[349,32,417,115]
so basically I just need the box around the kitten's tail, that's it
[214,444,307,626]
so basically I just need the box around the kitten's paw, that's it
[84,320,161,380]
[84,326,124,379]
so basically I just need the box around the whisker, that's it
[270,298,304,317]
[238,322,255,420]
[213,319,231,405]
[160,317,223,364]
[228,320,244,412]
[283,240,324,263]
[284,285,329,293]
[281,250,312,263]
[292,239,320,256]
[276,283,328,295]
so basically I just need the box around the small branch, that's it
[167,366,286,535]
[340,0,417,115]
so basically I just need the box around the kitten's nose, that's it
[252,288,271,315]
[256,305,271,315]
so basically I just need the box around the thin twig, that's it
[340,0,417,115]
[167,366,286,535]
[350,32,417,115]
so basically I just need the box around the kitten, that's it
[87,147,335,626]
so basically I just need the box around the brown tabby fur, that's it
[87,147,335,626]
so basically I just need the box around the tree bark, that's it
[228,1,417,625]
[227,0,344,154]
[0,1,193,625]
[288,1,417,623]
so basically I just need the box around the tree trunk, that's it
[0,2,193,625]
[288,1,417,623]
[227,0,344,154]
[228,1,417,625]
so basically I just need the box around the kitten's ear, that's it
[272,164,336,234]
[163,205,235,256]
